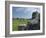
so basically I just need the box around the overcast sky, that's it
[12,7,40,19]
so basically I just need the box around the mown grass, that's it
[12,19,31,31]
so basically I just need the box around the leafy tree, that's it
[16,18,19,20]
[32,11,38,19]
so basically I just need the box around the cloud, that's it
[13,7,40,19]
[15,7,25,12]
[31,8,40,13]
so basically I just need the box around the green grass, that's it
[12,19,31,31]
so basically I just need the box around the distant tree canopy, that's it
[16,18,19,20]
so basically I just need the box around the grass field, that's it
[12,19,31,31]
